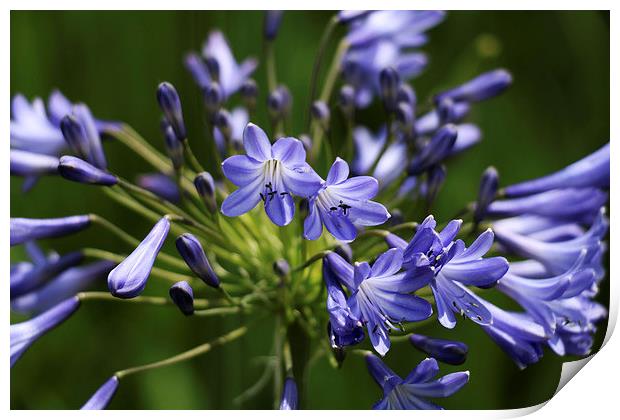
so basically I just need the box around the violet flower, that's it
[58,155,118,186]
[169,281,195,316]
[352,126,408,187]
[279,377,298,410]
[213,106,249,156]
[221,123,322,226]
[409,334,468,365]
[10,149,59,177]
[304,158,390,241]
[175,233,220,288]
[366,354,469,410]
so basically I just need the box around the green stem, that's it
[291,250,329,272]
[193,306,243,316]
[264,40,278,92]
[115,325,248,379]
[183,139,206,174]
[77,291,210,308]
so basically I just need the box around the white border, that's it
[3,1,617,419]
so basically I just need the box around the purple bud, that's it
[240,79,258,109]
[10,150,59,177]
[204,55,220,82]
[435,69,513,104]
[169,281,194,316]
[136,173,180,203]
[60,114,90,159]
[279,377,298,410]
[425,164,446,204]
[437,97,458,124]
[409,334,469,365]
[11,215,92,246]
[157,82,187,140]
[395,102,415,136]
[194,172,217,214]
[214,109,233,141]
[175,233,220,288]
[184,53,210,88]
[311,100,330,130]
[408,124,458,175]
[73,104,107,169]
[59,156,118,186]
[11,250,84,298]
[108,217,171,298]
[203,82,223,113]
[338,85,356,119]
[379,67,400,112]
[163,124,184,171]
[268,85,292,119]
[11,296,80,367]
[264,11,284,40]
[273,259,290,277]
[81,376,119,410]
[397,84,416,107]
[474,166,499,223]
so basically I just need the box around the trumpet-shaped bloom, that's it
[503,143,609,197]
[81,376,119,410]
[11,215,92,246]
[304,158,390,241]
[10,296,80,367]
[108,217,170,298]
[346,248,433,355]
[409,334,468,365]
[221,123,322,226]
[366,355,469,410]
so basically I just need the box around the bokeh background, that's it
[10,10,610,409]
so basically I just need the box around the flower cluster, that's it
[10,10,608,411]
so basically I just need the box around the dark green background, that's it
[10,11,610,409]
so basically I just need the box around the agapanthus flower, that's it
[81,376,119,410]
[304,158,390,241]
[10,296,80,367]
[502,143,609,197]
[12,260,116,314]
[398,217,509,329]
[221,123,322,226]
[136,173,180,203]
[366,354,469,409]
[185,31,257,98]
[10,215,92,246]
[279,377,298,410]
[107,216,171,298]
[157,82,187,141]
[409,334,468,365]
[330,248,433,355]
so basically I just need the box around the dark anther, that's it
[259,193,266,202]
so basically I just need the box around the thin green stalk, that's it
[193,306,243,317]
[264,40,278,92]
[115,325,248,379]
[291,250,329,272]
[183,140,206,173]
[77,291,210,308]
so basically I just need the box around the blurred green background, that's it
[10,10,609,409]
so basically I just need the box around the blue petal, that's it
[329,176,379,200]
[322,210,358,241]
[403,372,469,398]
[324,252,355,290]
[326,157,350,185]
[370,248,403,278]
[221,176,263,217]
[221,155,264,187]
[264,177,295,226]
[242,123,271,162]
[441,256,509,287]
[272,137,306,165]
[354,262,372,287]
[368,285,433,322]
[348,200,390,226]
[403,357,439,384]
[281,164,323,197]
[452,229,494,261]
[303,200,323,240]
[438,219,462,246]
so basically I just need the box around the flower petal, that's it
[370,248,403,278]
[242,123,271,161]
[272,137,306,165]
[322,211,358,241]
[441,256,509,287]
[222,155,264,187]
[330,176,379,200]
[221,176,263,217]
[326,157,350,185]
[403,357,439,384]
[303,201,323,240]
[348,200,390,226]
[280,164,323,197]
[403,372,469,398]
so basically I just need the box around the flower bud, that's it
[11,250,84,298]
[203,82,223,114]
[156,82,187,141]
[163,124,184,171]
[73,103,107,169]
[279,377,298,410]
[408,124,458,175]
[268,85,292,119]
[169,281,194,316]
[395,102,415,137]
[175,233,220,288]
[425,164,446,204]
[81,376,119,410]
[397,84,416,107]
[338,85,356,119]
[240,79,258,110]
[437,97,458,124]
[194,172,217,214]
[435,69,513,104]
[60,114,90,159]
[379,67,400,113]
[59,156,118,186]
[264,11,284,40]
[409,334,469,365]
[311,100,330,131]
[10,150,59,177]
[11,296,80,367]
[108,217,170,298]
[273,259,290,277]
[136,173,180,203]
[213,109,233,142]
[204,55,220,82]
[11,215,92,246]
[474,166,499,223]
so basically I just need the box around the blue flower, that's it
[503,143,609,197]
[157,82,187,141]
[11,296,80,367]
[366,354,469,410]
[304,158,390,241]
[352,126,407,187]
[11,215,92,246]
[279,377,298,410]
[107,217,171,298]
[474,166,499,223]
[12,260,116,314]
[399,216,509,328]
[136,173,180,203]
[58,155,118,186]
[409,334,468,365]
[175,233,220,288]
[346,248,433,355]
[11,94,66,156]
[185,31,257,98]
[221,123,322,226]
[81,376,119,410]
[213,107,249,156]
[434,69,512,104]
